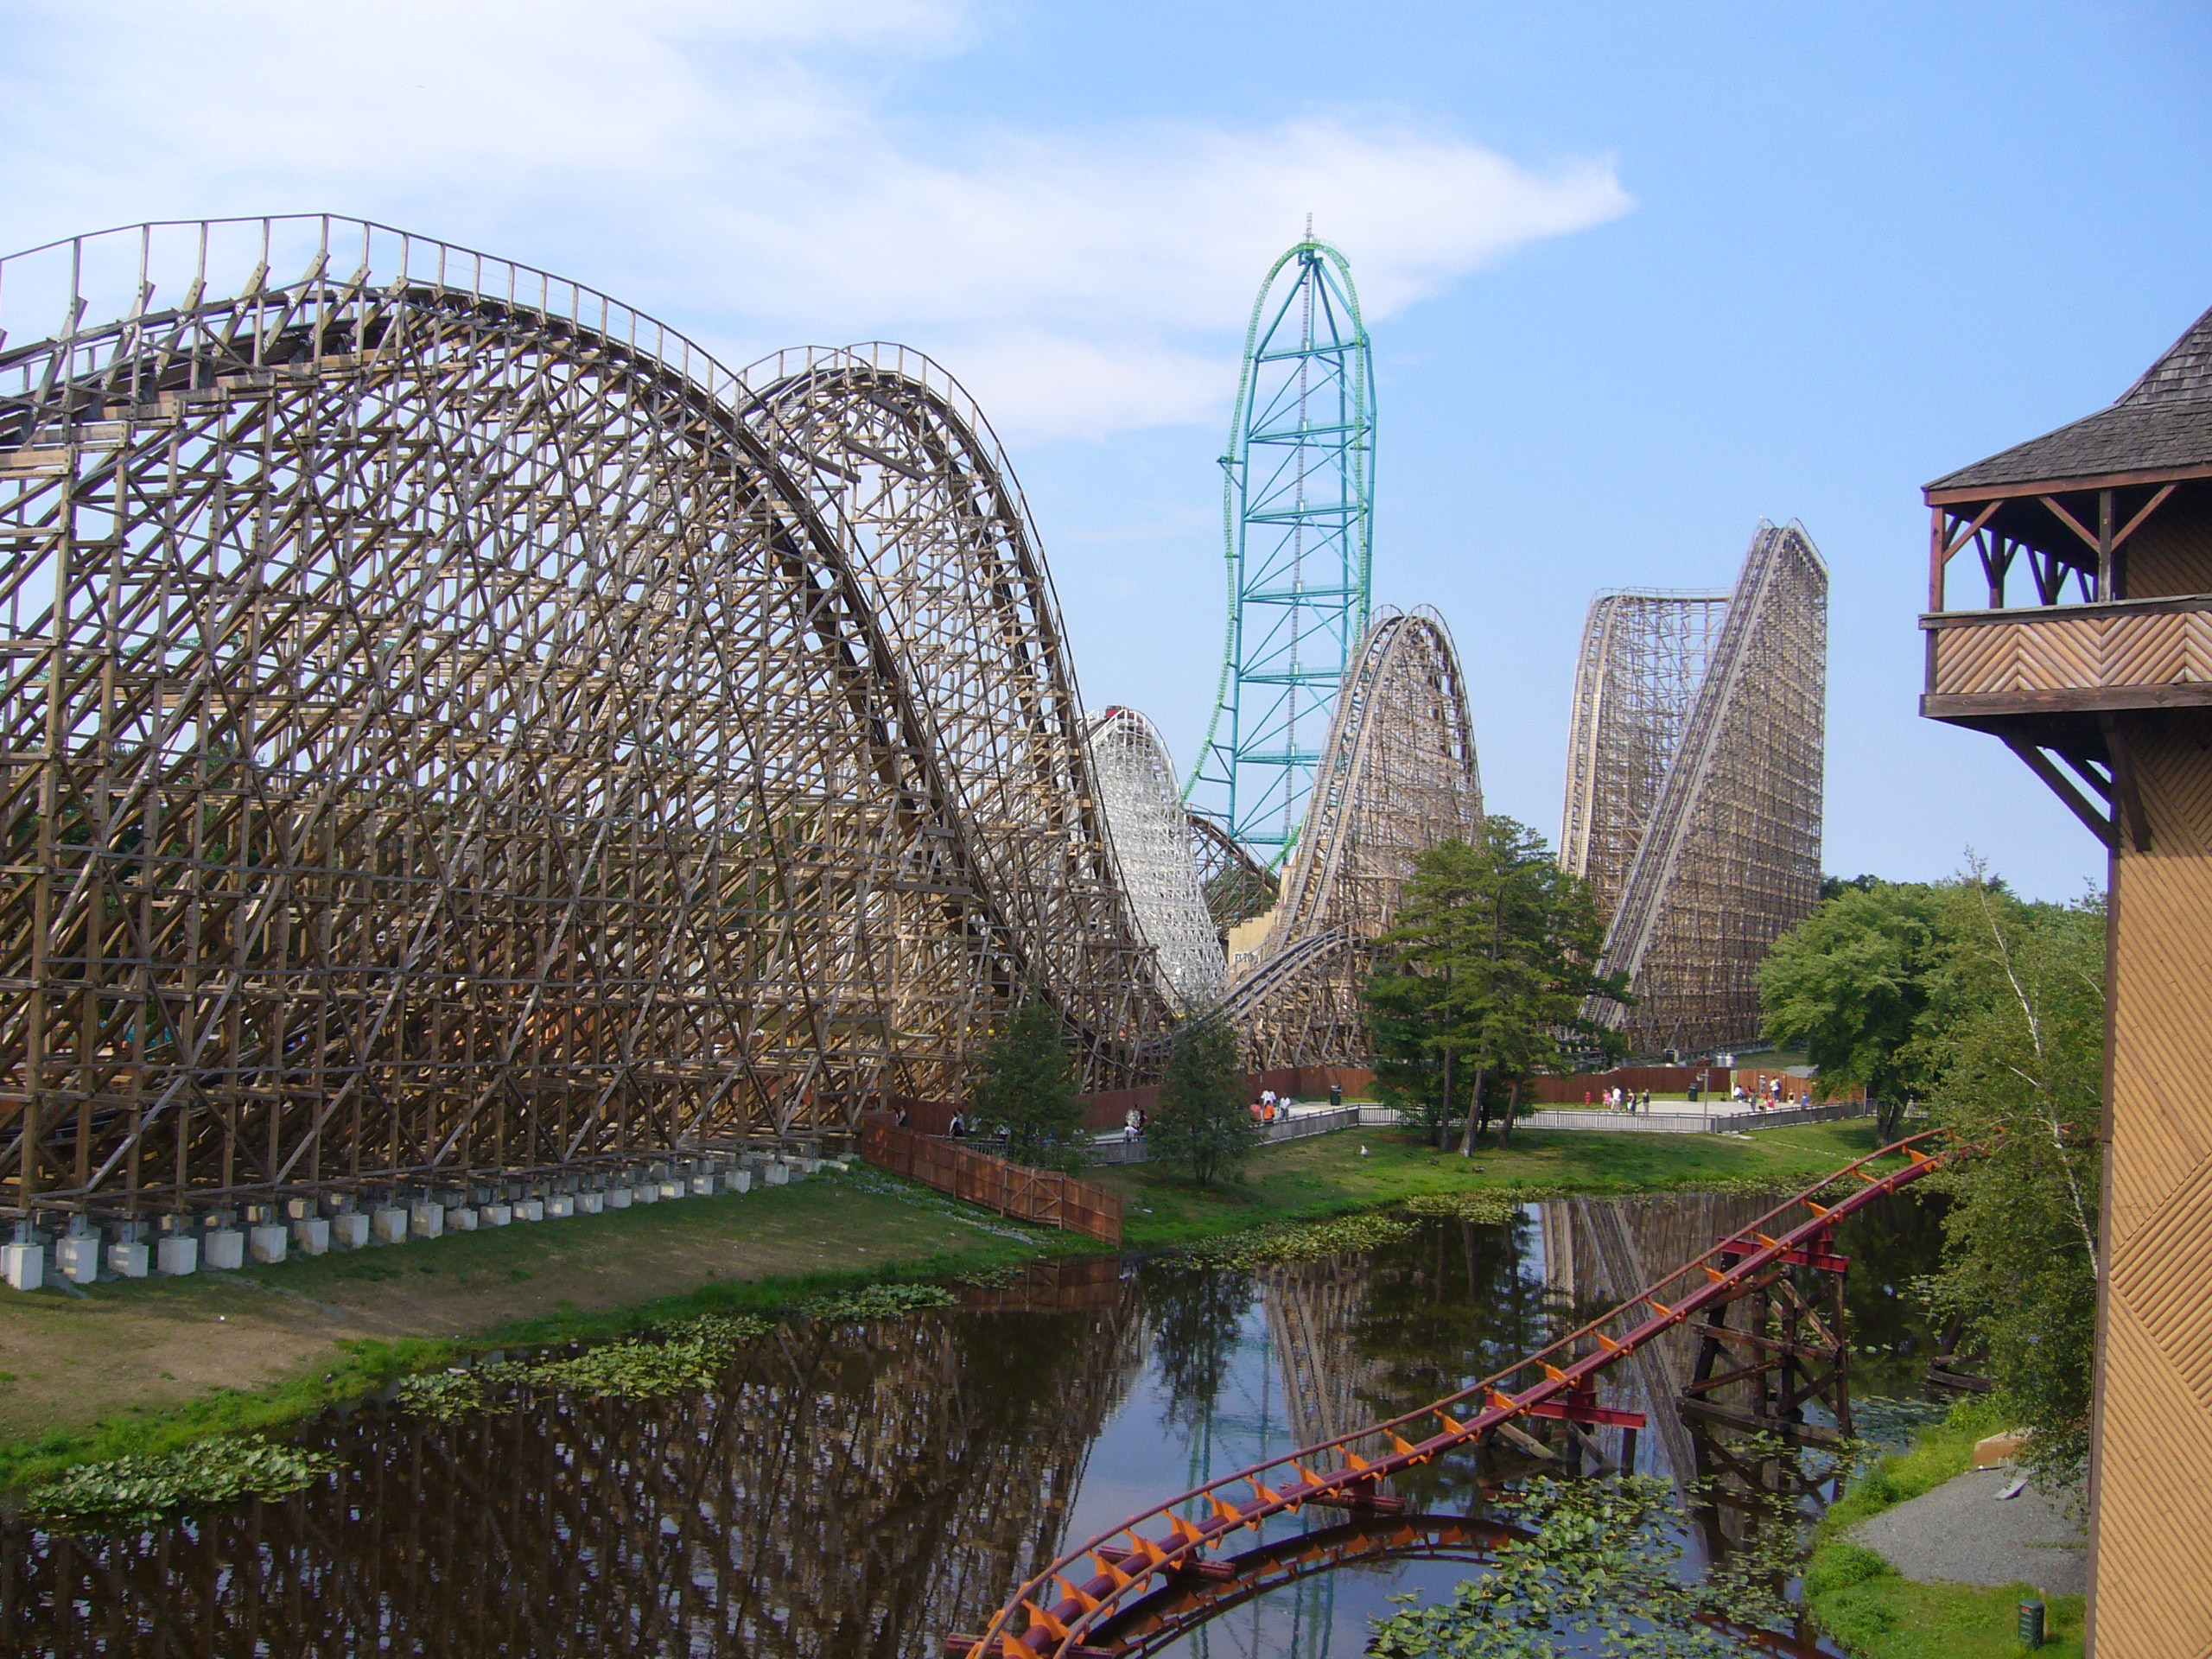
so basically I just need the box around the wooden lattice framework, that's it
[0,217,1170,1220]
[1223,607,1483,1067]
[1573,522,1827,1058]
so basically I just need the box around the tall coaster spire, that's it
[1186,233,1375,865]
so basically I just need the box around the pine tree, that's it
[1148,1014,1257,1187]
[1364,819,1626,1154]
[968,993,1085,1169]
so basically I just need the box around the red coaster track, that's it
[961,1129,1958,1659]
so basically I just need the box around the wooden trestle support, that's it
[959,1131,1959,1659]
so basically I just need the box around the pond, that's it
[0,1188,1948,1657]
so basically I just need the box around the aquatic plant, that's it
[1370,1474,1792,1657]
[1185,1211,1419,1269]
[394,1314,772,1421]
[801,1282,957,1321]
[26,1436,342,1529]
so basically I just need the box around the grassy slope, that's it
[0,1170,1071,1491]
[1,1119,1891,1494]
[1805,1397,2085,1658]
[1109,1117,1896,1245]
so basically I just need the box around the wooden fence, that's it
[856,1117,1123,1245]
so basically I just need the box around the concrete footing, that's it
[634,1185,658,1205]
[292,1217,331,1255]
[513,1199,542,1222]
[577,1192,604,1215]
[55,1235,100,1284]
[409,1202,445,1240]
[249,1224,289,1264]
[480,1204,512,1227]
[156,1236,200,1276]
[107,1240,149,1278]
[604,1189,632,1211]
[764,1162,790,1186]
[5,1240,45,1290]
[332,1214,370,1250]
[204,1230,245,1270]
[448,1206,478,1231]
[546,1195,574,1218]
[372,1207,410,1245]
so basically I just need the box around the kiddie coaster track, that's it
[0,217,1480,1221]
[959,1129,1958,1658]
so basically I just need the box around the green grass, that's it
[1802,1395,2085,1658]
[1106,1117,1897,1246]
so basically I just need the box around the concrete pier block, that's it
[55,1235,100,1285]
[576,1192,603,1216]
[604,1188,631,1211]
[107,1241,149,1279]
[332,1214,370,1250]
[292,1217,331,1255]
[480,1204,512,1227]
[796,1157,820,1176]
[156,1236,199,1277]
[203,1230,245,1270]
[372,1207,410,1245]
[409,1202,445,1240]
[689,1175,715,1197]
[448,1206,478,1231]
[764,1162,790,1186]
[249,1224,289,1265]
[4,1241,45,1290]
[515,1199,544,1222]
[658,1181,683,1201]
[546,1195,574,1218]
[634,1185,658,1205]
[728,1169,751,1195]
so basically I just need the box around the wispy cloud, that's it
[0,1,1630,439]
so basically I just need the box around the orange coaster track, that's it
[963,1130,1958,1659]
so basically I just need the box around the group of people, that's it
[1248,1089,1288,1126]
[1728,1077,1811,1111]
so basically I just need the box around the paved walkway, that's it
[1852,1462,2087,1597]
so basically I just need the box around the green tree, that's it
[1148,1013,1258,1186]
[1364,819,1626,1156]
[1756,880,1943,1103]
[1754,861,2107,1493]
[967,992,1085,1169]
[1915,868,2105,1493]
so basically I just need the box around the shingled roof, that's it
[1928,302,2212,494]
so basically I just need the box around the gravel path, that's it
[1852,1462,2087,1598]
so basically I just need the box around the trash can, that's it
[2018,1600,2045,1649]
[1328,1084,1343,1108]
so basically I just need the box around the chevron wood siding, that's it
[2123,514,2212,599]
[1933,607,2212,695]
[2098,711,2212,1659]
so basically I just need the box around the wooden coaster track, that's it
[960,1129,1959,1659]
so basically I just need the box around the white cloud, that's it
[0,1,1630,440]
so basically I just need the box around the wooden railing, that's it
[856,1118,1123,1245]
[1923,594,2212,715]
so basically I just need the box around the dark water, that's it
[0,1190,1945,1657]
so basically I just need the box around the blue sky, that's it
[4,1,2207,899]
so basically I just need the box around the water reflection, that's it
[0,1192,1942,1658]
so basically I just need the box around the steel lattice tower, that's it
[1187,236,1374,865]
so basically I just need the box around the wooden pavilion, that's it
[1922,302,2212,1659]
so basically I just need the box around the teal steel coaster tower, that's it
[1186,234,1375,865]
